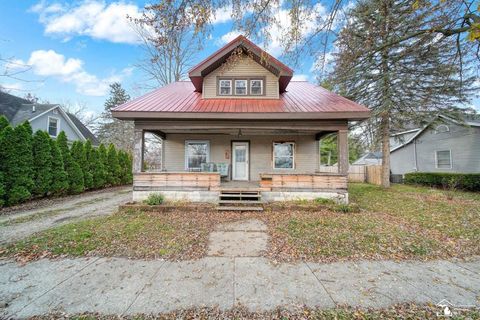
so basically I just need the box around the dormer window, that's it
[250,79,263,95]
[235,80,247,95]
[219,79,232,95]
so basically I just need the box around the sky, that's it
[0,0,478,116]
[0,0,320,116]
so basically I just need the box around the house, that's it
[0,91,99,145]
[112,35,370,205]
[352,152,382,166]
[390,114,480,175]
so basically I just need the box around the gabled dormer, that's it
[188,35,293,99]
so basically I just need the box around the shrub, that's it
[0,115,9,132]
[404,172,480,192]
[49,139,69,195]
[57,131,84,194]
[32,130,53,197]
[72,141,93,190]
[144,193,164,205]
[106,144,121,186]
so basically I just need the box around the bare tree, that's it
[61,100,100,130]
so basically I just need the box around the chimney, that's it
[32,105,36,112]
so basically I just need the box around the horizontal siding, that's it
[203,55,279,99]
[164,134,319,180]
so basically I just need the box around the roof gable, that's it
[188,35,293,93]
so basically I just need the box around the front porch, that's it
[132,119,350,204]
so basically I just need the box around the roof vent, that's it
[32,105,36,112]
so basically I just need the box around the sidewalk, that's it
[1,220,479,318]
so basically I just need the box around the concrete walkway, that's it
[0,187,131,244]
[1,219,479,318]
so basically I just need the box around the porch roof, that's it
[112,81,370,121]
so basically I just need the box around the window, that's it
[250,79,263,95]
[273,142,295,169]
[48,117,59,137]
[435,125,449,134]
[436,150,452,169]
[235,80,247,95]
[219,80,232,95]
[185,140,210,171]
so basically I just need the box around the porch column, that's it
[161,138,166,171]
[337,129,349,175]
[133,128,144,173]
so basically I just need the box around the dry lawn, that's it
[1,183,479,263]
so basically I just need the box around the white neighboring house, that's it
[0,91,99,145]
[390,115,480,175]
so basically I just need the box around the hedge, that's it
[0,115,133,207]
[404,172,480,191]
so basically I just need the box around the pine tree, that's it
[49,138,69,195]
[330,0,476,187]
[0,125,33,205]
[0,171,5,207]
[106,144,121,186]
[0,115,9,132]
[96,83,134,151]
[98,144,110,186]
[32,130,53,197]
[57,131,84,194]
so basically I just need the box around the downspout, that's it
[413,138,418,172]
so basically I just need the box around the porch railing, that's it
[134,172,221,191]
[259,173,347,191]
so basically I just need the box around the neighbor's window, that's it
[436,150,452,169]
[273,142,295,169]
[219,79,232,95]
[250,79,263,95]
[235,80,247,95]
[185,140,210,171]
[48,117,59,137]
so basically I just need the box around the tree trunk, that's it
[381,112,390,188]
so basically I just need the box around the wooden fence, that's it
[318,165,382,185]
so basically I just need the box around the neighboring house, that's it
[352,152,383,166]
[390,114,480,175]
[0,91,99,145]
[112,35,370,205]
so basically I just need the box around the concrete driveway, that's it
[0,187,131,244]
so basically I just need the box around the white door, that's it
[232,142,249,180]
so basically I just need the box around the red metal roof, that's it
[112,81,370,120]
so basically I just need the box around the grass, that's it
[1,183,479,262]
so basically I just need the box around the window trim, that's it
[272,141,295,170]
[250,79,264,95]
[218,79,232,96]
[234,79,248,95]
[435,124,450,134]
[184,140,211,171]
[47,116,60,137]
[217,76,266,96]
[435,150,452,169]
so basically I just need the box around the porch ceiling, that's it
[145,128,325,136]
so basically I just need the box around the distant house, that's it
[390,114,480,175]
[0,91,99,145]
[352,152,382,166]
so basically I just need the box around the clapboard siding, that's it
[163,134,319,180]
[203,55,279,99]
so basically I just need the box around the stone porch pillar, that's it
[133,128,144,173]
[337,129,349,175]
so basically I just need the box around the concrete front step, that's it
[218,200,263,204]
[216,206,264,211]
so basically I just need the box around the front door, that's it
[232,142,249,180]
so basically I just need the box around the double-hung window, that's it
[48,117,59,137]
[235,80,247,95]
[219,80,232,95]
[436,150,452,169]
[185,140,210,171]
[273,142,295,169]
[250,79,263,95]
